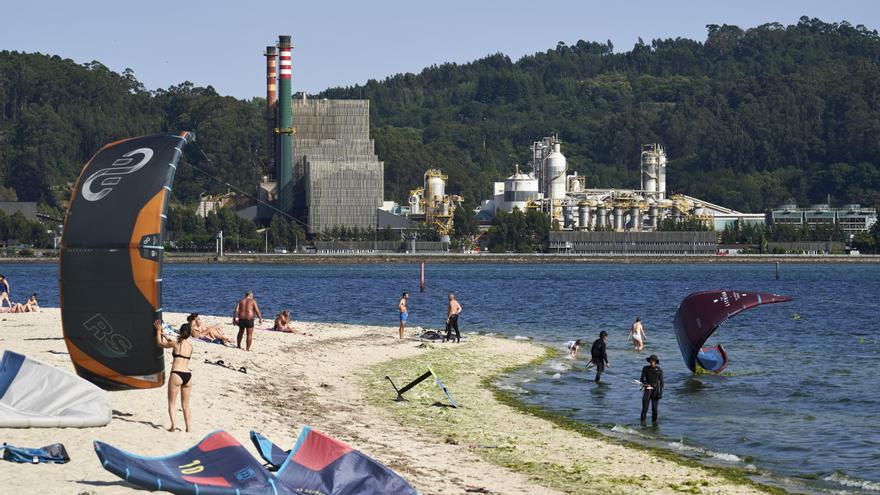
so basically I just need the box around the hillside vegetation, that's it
[1,17,878,215]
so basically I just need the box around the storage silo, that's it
[545,143,567,201]
[502,167,539,213]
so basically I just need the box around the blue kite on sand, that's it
[95,427,417,495]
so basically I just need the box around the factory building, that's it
[260,35,384,235]
[291,97,384,234]
[405,169,462,242]
[767,204,877,236]
[478,136,760,232]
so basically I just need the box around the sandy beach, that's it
[0,309,773,494]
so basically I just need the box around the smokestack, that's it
[264,45,277,175]
[276,35,293,214]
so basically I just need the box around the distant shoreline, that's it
[4,253,880,264]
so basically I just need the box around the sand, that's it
[0,309,770,494]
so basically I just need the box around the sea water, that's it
[8,262,880,493]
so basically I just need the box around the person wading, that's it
[232,291,263,351]
[398,291,409,339]
[639,354,664,424]
[589,331,610,383]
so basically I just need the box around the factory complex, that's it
[243,35,876,254]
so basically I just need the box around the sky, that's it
[1,0,877,100]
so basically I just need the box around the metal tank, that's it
[502,167,539,213]
[641,146,658,197]
[563,205,573,229]
[597,206,608,230]
[648,202,659,229]
[629,207,641,231]
[578,201,590,230]
[409,193,422,215]
[544,143,567,201]
[658,146,667,200]
[425,169,446,201]
[613,206,624,231]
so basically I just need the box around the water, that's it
[5,262,880,493]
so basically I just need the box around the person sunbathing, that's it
[186,313,232,344]
[274,310,297,333]
[24,293,39,312]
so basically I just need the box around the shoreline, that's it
[3,253,880,264]
[1,309,790,494]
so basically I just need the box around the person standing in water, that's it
[639,354,664,424]
[232,291,263,351]
[589,331,610,383]
[444,292,462,343]
[154,320,194,432]
[566,339,582,359]
[629,317,646,351]
[398,291,409,339]
[0,274,10,308]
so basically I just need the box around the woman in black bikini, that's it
[154,320,194,432]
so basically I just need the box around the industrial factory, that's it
[477,135,764,233]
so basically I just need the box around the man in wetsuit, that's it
[444,292,462,343]
[589,331,610,383]
[640,354,664,424]
[232,291,263,351]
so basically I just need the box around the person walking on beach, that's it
[629,317,646,351]
[398,292,409,339]
[444,292,462,343]
[232,291,263,351]
[566,339,582,359]
[589,331,610,383]
[639,354,664,424]
[0,274,10,308]
[154,320,194,432]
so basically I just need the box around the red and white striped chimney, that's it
[278,36,292,81]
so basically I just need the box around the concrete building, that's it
[548,231,717,255]
[767,204,877,235]
[291,97,384,234]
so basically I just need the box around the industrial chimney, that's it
[276,35,294,214]
[264,45,277,173]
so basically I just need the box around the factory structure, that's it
[403,169,462,242]
[478,136,765,232]
[259,35,383,235]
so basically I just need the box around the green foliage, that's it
[322,18,880,212]
[656,218,713,232]
[487,207,550,252]
[0,210,50,247]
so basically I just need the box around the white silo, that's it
[544,143,567,201]
[502,167,539,213]
[658,146,667,200]
[641,146,658,197]
[425,169,446,201]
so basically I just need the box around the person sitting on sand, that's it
[566,339,582,359]
[154,320,194,432]
[24,293,39,312]
[274,310,297,333]
[0,274,11,308]
[187,313,232,344]
[629,317,646,351]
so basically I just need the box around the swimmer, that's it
[629,317,646,351]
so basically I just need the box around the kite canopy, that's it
[674,290,793,373]
[96,428,417,495]
[61,132,193,390]
[268,427,417,494]
[0,351,111,428]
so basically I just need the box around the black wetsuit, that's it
[590,338,608,382]
[640,365,664,423]
[444,314,460,343]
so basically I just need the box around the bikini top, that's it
[172,352,191,360]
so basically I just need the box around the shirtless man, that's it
[274,310,296,333]
[232,291,262,351]
[629,317,646,351]
[397,292,409,339]
[444,292,463,343]
[188,313,232,344]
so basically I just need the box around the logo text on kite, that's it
[82,148,154,201]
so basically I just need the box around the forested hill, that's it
[2,17,880,214]
[322,17,880,212]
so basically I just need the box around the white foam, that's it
[485,332,497,336]
[551,373,562,379]
[548,362,568,372]
[824,472,880,492]
[610,425,647,437]
[520,378,534,383]
[513,335,530,340]
[668,441,742,463]
[496,383,528,395]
